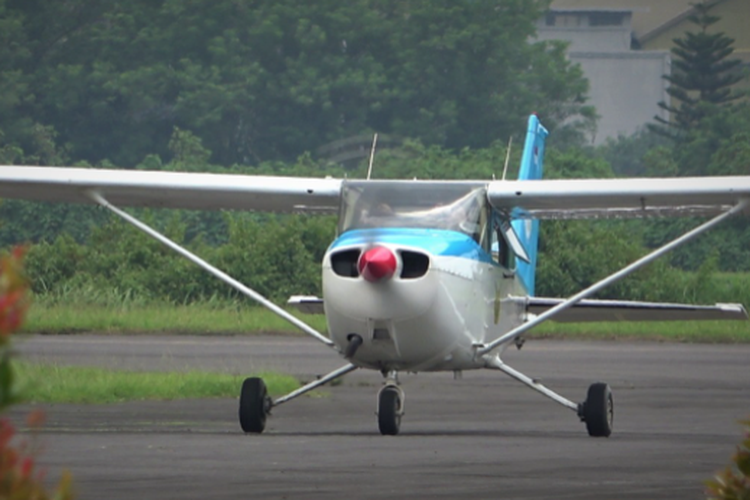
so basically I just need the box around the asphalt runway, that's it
[12,335,750,499]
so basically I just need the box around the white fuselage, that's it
[322,240,527,372]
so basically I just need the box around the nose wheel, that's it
[377,371,405,435]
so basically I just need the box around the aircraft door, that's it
[491,214,515,270]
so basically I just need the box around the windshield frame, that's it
[338,180,489,241]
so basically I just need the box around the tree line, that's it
[0,0,591,167]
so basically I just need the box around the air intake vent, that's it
[331,249,361,277]
[399,251,429,279]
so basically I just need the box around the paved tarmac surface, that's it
[12,335,750,499]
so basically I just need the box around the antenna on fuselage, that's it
[366,133,378,180]
[501,136,513,181]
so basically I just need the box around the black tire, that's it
[583,382,613,437]
[378,386,401,436]
[239,377,270,433]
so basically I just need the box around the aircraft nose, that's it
[357,246,397,282]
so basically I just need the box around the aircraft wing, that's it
[0,166,342,213]
[522,297,748,322]
[487,177,750,219]
[3,167,750,218]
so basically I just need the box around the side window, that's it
[491,219,514,269]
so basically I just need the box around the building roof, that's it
[549,0,727,42]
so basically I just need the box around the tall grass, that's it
[532,320,750,343]
[15,362,300,404]
[24,287,328,334]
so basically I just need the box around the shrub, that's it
[706,418,750,499]
[0,248,74,499]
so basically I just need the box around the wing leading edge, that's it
[487,177,750,219]
[0,166,342,213]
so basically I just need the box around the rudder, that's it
[511,114,548,296]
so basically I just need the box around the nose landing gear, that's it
[344,334,364,359]
[377,371,405,435]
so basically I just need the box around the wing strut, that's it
[87,191,335,348]
[478,199,749,356]
[273,363,358,407]
[486,356,578,412]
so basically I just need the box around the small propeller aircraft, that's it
[1,115,749,437]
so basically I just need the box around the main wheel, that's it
[239,377,270,433]
[378,386,402,436]
[583,382,613,437]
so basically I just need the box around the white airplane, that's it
[1,115,749,437]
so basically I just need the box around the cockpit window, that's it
[338,181,488,241]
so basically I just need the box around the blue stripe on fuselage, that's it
[331,228,495,264]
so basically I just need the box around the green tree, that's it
[365,0,594,152]
[651,3,745,140]
[0,0,31,162]
[595,128,669,177]
[0,0,593,167]
[681,103,750,176]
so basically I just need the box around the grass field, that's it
[23,299,329,335]
[531,320,750,343]
[15,361,299,404]
[21,298,750,342]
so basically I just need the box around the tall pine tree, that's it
[652,2,744,139]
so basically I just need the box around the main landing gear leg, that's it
[377,370,404,435]
[239,363,358,434]
[486,355,613,437]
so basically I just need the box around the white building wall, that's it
[536,27,632,51]
[535,10,671,144]
[570,51,670,142]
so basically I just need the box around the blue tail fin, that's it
[511,115,548,296]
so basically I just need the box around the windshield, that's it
[338,181,488,241]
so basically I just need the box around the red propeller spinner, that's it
[357,247,397,282]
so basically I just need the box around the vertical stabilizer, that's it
[511,115,548,296]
